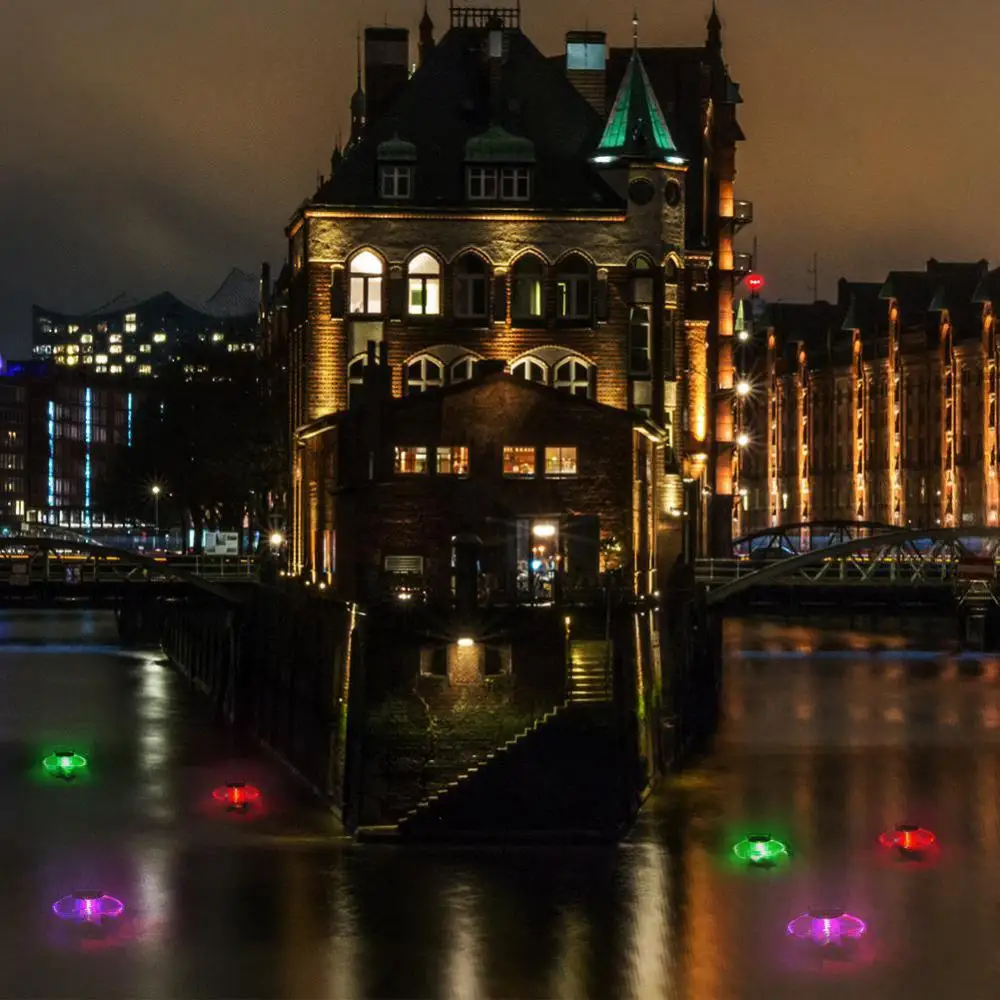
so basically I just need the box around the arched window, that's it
[451,355,478,383]
[349,250,384,315]
[554,357,592,398]
[347,353,368,408]
[629,257,653,374]
[511,356,547,384]
[405,355,444,394]
[454,253,488,319]
[408,252,441,316]
[555,255,592,321]
[511,255,545,322]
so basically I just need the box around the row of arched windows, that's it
[339,249,656,323]
[347,348,596,406]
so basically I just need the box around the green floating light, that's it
[43,750,88,780]
[733,834,788,864]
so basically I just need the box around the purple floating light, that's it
[52,891,125,922]
[786,909,867,947]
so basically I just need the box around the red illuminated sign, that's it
[745,274,765,293]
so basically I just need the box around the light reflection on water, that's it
[6,611,1000,998]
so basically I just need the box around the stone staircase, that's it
[397,703,568,836]
[568,639,612,704]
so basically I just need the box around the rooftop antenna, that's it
[808,252,819,302]
[632,8,639,49]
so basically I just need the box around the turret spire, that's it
[632,8,639,50]
[707,2,723,53]
[349,31,366,145]
[419,0,436,66]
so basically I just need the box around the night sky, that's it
[1,0,997,356]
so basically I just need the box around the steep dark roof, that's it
[312,27,621,212]
[880,270,933,330]
[973,266,1000,308]
[764,301,841,361]
[840,281,885,335]
[926,259,989,341]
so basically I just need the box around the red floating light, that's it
[745,273,765,294]
[879,823,937,852]
[212,782,261,811]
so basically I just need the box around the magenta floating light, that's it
[52,891,125,923]
[786,909,867,947]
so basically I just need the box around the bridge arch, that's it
[708,526,1000,607]
[0,533,244,604]
[732,520,900,557]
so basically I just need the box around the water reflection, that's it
[10,611,1000,998]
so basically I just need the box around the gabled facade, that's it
[746,259,1000,537]
[286,5,750,582]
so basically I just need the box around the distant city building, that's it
[0,363,135,527]
[285,3,751,582]
[32,268,259,379]
[739,258,1000,534]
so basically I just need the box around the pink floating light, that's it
[878,824,937,853]
[786,909,867,947]
[212,781,261,811]
[52,891,125,922]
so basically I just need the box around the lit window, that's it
[380,166,412,199]
[348,354,367,408]
[80,333,93,344]
[139,343,151,353]
[124,312,137,334]
[407,253,441,315]
[545,447,578,477]
[500,167,531,201]
[54,344,66,354]
[82,356,94,365]
[556,256,592,321]
[405,356,444,394]
[467,166,498,200]
[511,356,547,383]
[95,365,107,373]
[109,345,122,355]
[68,325,79,335]
[554,357,592,398]
[212,332,225,343]
[511,255,544,321]
[64,356,79,367]
[125,354,137,363]
[450,356,478,383]
[95,354,109,364]
[503,446,536,477]
[395,446,428,474]
[152,333,167,344]
[139,364,152,375]
[109,333,122,344]
[66,344,79,354]
[109,364,122,374]
[437,446,469,476]
[349,250,384,315]
[453,254,488,318]
[629,306,651,373]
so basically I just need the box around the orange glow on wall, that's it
[687,322,709,443]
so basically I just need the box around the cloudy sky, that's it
[1,0,997,355]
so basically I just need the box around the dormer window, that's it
[464,125,535,204]
[376,134,417,201]
[380,166,412,200]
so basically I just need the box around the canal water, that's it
[3,609,1000,998]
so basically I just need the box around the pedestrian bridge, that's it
[731,519,899,558]
[700,526,1000,608]
[0,530,256,606]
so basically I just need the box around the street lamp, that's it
[151,485,161,548]
[735,378,752,398]
[269,531,285,549]
[737,432,750,448]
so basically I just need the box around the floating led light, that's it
[42,750,88,780]
[786,909,867,946]
[52,891,125,922]
[733,834,788,864]
[212,782,261,811]
[878,823,937,853]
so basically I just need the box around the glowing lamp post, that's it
[150,484,162,548]
[43,750,88,781]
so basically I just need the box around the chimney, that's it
[486,17,505,119]
[364,27,410,128]
[565,30,607,117]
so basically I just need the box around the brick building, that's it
[285,3,751,580]
[296,355,663,602]
[741,258,1000,535]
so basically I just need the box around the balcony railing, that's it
[733,200,754,228]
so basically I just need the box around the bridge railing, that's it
[0,553,258,585]
[695,556,958,587]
